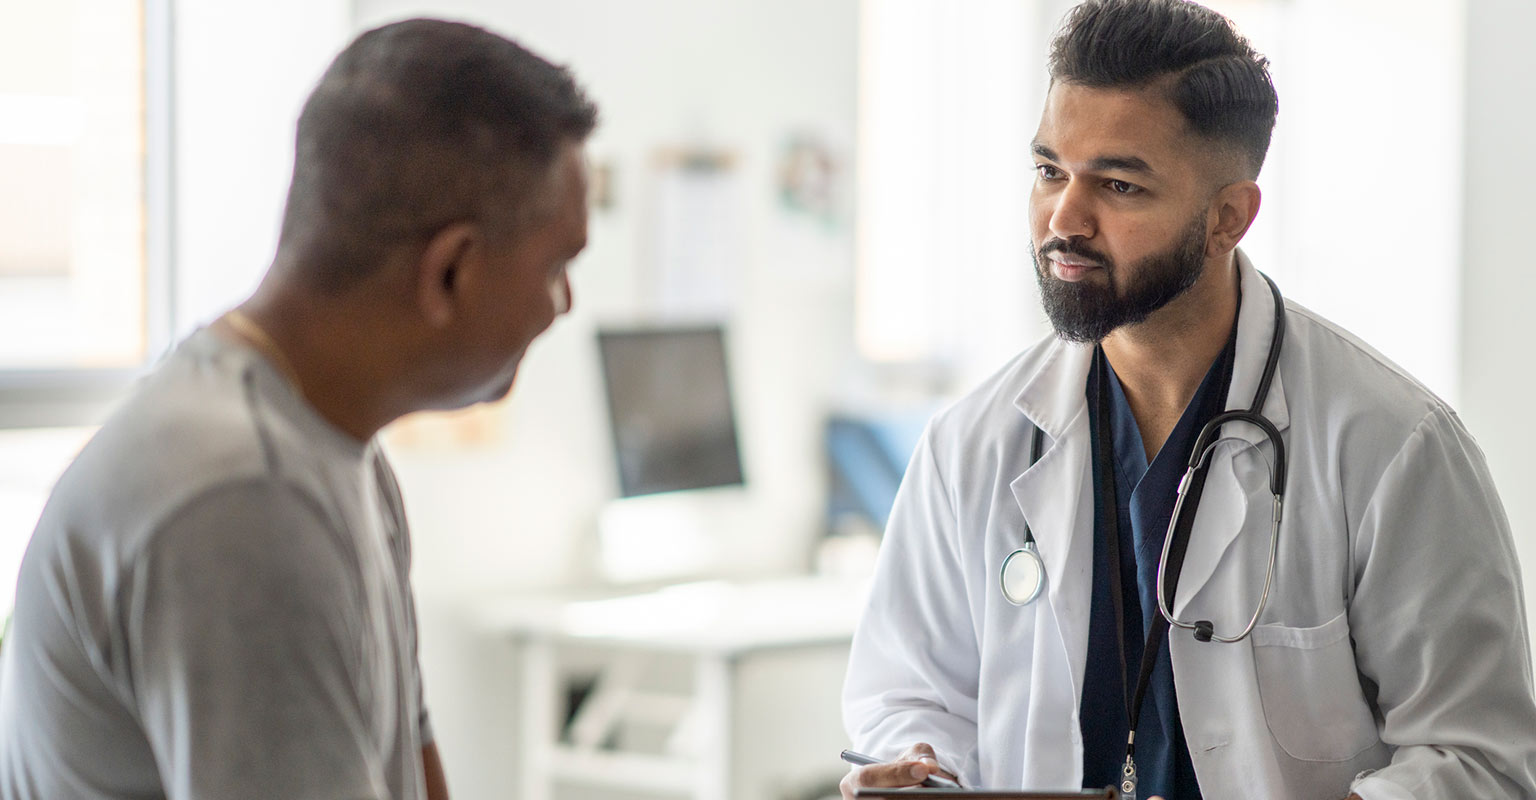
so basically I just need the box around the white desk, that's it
[478,575,870,800]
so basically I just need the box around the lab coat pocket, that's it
[1250,611,1380,762]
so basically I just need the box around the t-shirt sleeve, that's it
[126,480,388,800]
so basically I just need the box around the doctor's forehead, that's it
[1031,81,1189,171]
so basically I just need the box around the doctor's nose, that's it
[1046,185,1096,240]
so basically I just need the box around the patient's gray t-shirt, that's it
[0,328,431,800]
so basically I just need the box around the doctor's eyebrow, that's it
[1031,142,1155,175]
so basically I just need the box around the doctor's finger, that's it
[896,742,938,762]
[895,743,957,781]
[840,760,934,795]
[895,743,958,780]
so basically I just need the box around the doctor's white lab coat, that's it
[843,255,1536,799]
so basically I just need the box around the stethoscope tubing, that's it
[1155,272,1288,643]
[1157,451,1284,643]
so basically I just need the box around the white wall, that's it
[1460,0,1536,654]
[855,0,1053,377]
[1205,0,1465,404]
[171,0,350,334]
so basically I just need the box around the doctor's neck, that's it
[1101,252,1240,460]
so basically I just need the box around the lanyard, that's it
[1092,347,1222,800]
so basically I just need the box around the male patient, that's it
[0,19,595,800]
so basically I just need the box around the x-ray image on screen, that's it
[597,325,745,498]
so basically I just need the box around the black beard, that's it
[1031,215,1209,344]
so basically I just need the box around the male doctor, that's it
[841,1,1536,799]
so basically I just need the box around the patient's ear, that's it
[416,222,477,328]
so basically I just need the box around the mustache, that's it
[1038,237,1111,268]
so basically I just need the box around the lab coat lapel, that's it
[1009,337,1096,697]
[1172,252,1291,615]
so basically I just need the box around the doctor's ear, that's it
[414,221,478,329]
[1205,181,1262,259]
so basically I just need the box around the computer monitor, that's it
[596,325,745,498]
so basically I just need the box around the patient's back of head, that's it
[277,18,598,293]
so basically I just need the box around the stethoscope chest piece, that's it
[1000,542,1046,606]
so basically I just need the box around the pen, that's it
[840,748,964,789]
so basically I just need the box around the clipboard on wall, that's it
[855,789,1115,799]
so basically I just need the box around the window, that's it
[0,0,171,428]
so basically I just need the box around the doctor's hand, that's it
[838,743,958,800]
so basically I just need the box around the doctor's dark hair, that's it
[277,18,598,292]
[1048,0,1278,178]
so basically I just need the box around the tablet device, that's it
[855,789,1114,799]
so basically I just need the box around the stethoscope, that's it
[998,274,1288,799]
[999,273,1286,633]
[1157,272,1287,644]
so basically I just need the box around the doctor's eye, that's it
[1107,179,1141,195]
[1035,164,1065,182]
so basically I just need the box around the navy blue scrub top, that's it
[1079,333,1236,800]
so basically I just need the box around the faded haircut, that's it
[1049,0,1278,178]
[277,18,598,292]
